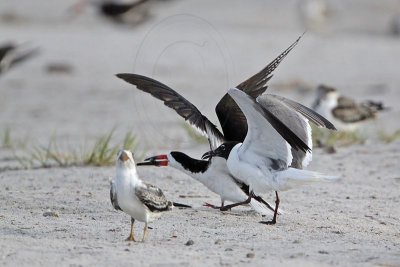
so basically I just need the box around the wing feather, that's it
[0,43,39,74]
[116,73,225,149]
[332,105,375,123]
[256,94,314,168]
[135,183,172,212]
[267,94,336,130]
[215,35,303,142]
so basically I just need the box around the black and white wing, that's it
[135,183,172,212]
[256,94,316,169]
[215,35,303,142]
[227,88,310,169]
[110,179,121,211]
[116,73,225,150]
[267,94,336,130]
[253,94,335,168]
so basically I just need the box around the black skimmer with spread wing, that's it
[312,85,388,131]
[110,150,173,242]
[137,151,276,215]
[205,88,338,224]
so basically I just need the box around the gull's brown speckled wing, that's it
[135,183,172,212]
[332,96,376,123]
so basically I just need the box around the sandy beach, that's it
[1,0,400,266]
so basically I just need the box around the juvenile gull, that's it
[110,150,172,241]
[312,85,387,131]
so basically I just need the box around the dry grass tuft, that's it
[7,129,140,170]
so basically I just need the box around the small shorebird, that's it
[118,36,303,213]
[110,150,172,241]
[204,88,339,225]
[312,85,387,131]
[0,43,38,75]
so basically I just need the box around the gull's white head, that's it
[116,150,136,169]
[314,85,340,115]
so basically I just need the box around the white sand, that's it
[1,0,399,266]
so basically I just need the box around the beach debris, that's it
[246,252,255,258]
[43,210,59,217]
[185,239,194,246]
[45,62,73,74]
[214,239,222,245]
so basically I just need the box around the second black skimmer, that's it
[205,88,339,225]
[312,85,388,131]
[110,150,173,242]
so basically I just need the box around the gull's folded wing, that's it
[135,183,171,212]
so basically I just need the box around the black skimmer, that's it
[110,150,172,241]
[0,43,39,76]
[312,85,388,131]
[118,36,305,213]
[204,88,339,225]
[137,152,276,215]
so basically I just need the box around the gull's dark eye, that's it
[221,145,225,151]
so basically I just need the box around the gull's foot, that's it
[125,235,136,242]
[203,202,220,209]
[259,219,276,225]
